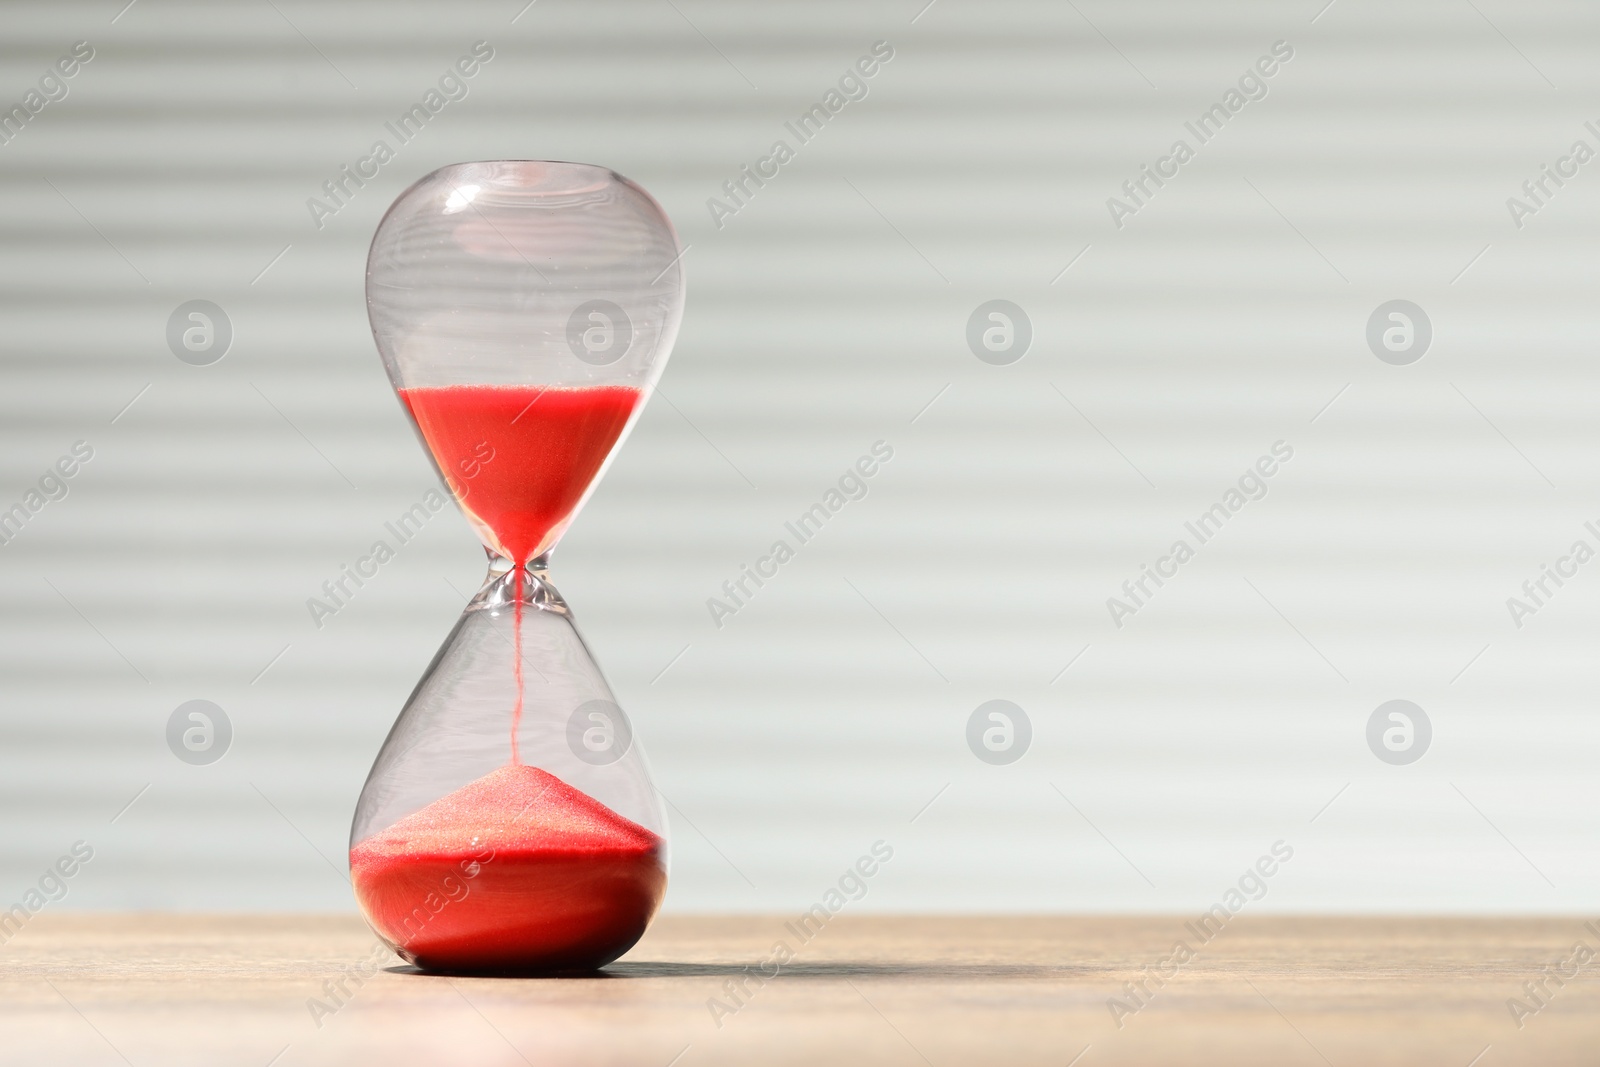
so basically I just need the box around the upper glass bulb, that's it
[367,160,685,563]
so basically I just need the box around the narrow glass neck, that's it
[473,552,565,612]
[485,547,550,579]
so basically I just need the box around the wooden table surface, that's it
[2,914,1597,1065]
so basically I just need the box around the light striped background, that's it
[3,0,1599,916]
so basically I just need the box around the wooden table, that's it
[2,915,1596,1065]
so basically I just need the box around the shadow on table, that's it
[388,960,1085,980]
[611,960,1078,979]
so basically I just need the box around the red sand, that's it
[374,385,657,970]
[351,764,665,973]
[399,383,641,564]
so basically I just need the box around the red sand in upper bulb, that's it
[398,383,641,564]
[350,764,665,973]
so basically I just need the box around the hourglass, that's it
[349,161,684,973]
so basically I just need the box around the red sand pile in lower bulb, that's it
[350,764,665,972]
